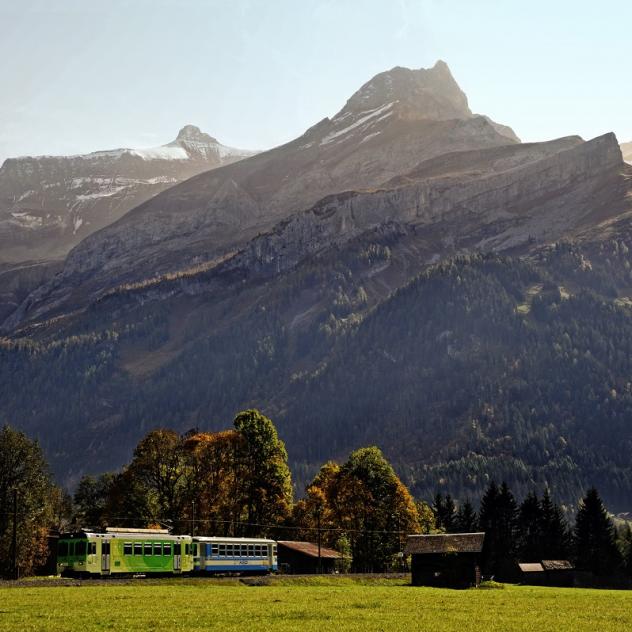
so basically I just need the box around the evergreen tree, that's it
[624,525,632,578]
[517,491,543,562]
[454,499,478,533]
[540,488,570,560]
[433,492,456,532]
[478,481,517,576]
[574,488,622,576]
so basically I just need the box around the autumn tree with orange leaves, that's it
[292,446,429,571]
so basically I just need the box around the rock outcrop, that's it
[0,126,256,262]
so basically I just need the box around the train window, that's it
[134,543,143,556]
[58,541,68,557]
[193,544,198,556]
[144,543,152,556]
[212,545,219,556]
[89,542,96,555]
[174,543,181,556]
[273,545,277,555]
[248,545,254,557]
[164,543,172,556]
[68,542,75,557]
[184,544,190,555]
[123,543,132,556]
[153,543,162,556]
[218,545,226,557]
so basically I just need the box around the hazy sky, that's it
[1,0,631,164]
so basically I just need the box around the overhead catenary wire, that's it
[67,514,412,536]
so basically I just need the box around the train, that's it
[56,528,278,577]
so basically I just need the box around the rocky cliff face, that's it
[9,132,627,333]
[229,134,625,278]
[0,126,256,263]
[79,133,628,304]
[4,62,520,328]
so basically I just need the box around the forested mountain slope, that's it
[4,235,632,511]
[3,62,632,513]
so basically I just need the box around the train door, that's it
[174,542,181,572]
[101,540,111,574]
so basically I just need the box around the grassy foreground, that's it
[1,576,631,631]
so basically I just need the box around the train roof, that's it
[60,530,191,541]
[193,536,276,544]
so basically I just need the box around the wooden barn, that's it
[405,532,485,588]
[541,560,575,586]
[276,540,342,574]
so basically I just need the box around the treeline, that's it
[0,410,429,576]
[433,483,632,582]
[3,409,632,581]
[71,410,426,573]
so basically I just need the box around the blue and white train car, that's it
[192,537,278,574]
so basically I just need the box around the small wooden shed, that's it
[405,532,485,588]
[517,562,545,585]
[276,540,342,574]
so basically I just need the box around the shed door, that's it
[101,540,111,573]
[174,542,181,572]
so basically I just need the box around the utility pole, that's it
[191,501,196,537]
[12,489,18,580]
[317,509,322,574]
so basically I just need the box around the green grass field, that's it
[1,576,631,631]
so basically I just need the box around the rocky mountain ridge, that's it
[0,125,256,262]
[3,62,521,328]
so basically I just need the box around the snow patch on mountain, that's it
[129,145,189,161]
[321,102,396,145]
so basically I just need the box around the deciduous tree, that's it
[0,425,56,577]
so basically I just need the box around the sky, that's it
[0,0,631,164]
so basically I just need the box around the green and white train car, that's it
[57,528,193,577]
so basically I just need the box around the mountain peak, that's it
[175,125,219,145]
[337,61,471,122]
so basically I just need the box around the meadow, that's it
[1,576,631,632]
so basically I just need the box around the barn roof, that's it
[541,560,574,571]
[518,562,544,573]
[277,540,341,559]
[404,532,485,555]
